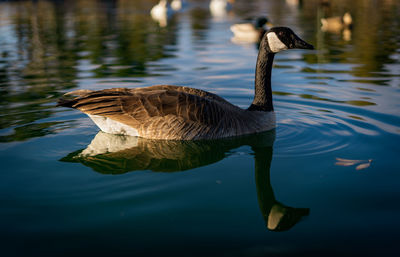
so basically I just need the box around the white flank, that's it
[88,114,139,136]
[267,32,288,53]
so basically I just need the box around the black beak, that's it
[294,37,314,50]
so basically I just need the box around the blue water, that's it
[1,0,400,256]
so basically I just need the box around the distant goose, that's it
[171,0,188,11]
[209,0,234,17]
[286,0,303,7]
[231,17,273,43]
[321,12,353,32]
[58,27,314,140]
[150,0,174,27]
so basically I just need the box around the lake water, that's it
[1,0,399,256]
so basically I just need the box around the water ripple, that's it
[273,98,400,157]
[275,115,350,157]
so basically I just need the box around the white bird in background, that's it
[231,17,273,43]
[209,0,234,18]
[150,0,174,27]
[171,0,188,11]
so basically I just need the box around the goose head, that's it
[263,27,314,53]
[255,17,272,30]
[250,27,314,112]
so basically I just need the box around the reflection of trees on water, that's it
[61,130,309,231]
[0,0,180,142]
[189,8,211,44]
[0,1,78,142]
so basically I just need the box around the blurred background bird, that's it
[231,17,273,43]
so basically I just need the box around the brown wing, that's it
[136,85,233,105]
[58,85,246,140]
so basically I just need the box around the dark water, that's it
[1,0,399,256]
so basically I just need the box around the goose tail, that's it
[57,89,93,107]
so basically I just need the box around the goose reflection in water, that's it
[61,130,309,232]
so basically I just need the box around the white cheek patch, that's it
[267,32,288,53]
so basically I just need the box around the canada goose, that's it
[171,0,187,11]
[58,27,314,140]
[286,0,303,8]
[230,17,273,43]
[321,12,352,32]
[209,0,234,18]
[150,0,174,27]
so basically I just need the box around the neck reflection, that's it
[61,130,309,231]
[253,145,309,231]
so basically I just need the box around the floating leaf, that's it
[335,158,364,166]
[335,158,373,170]
[335,161,357,166]
[356,162,371,170]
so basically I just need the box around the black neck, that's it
[248,46,275,112]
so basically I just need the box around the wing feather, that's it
[58,85,245,139]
